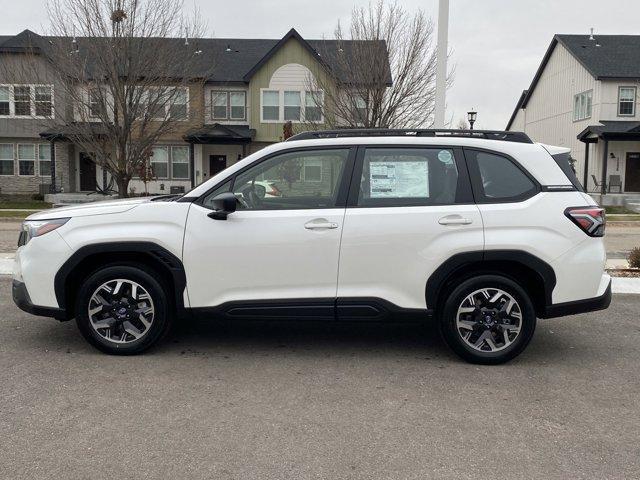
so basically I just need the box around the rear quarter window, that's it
[466,150,538,203]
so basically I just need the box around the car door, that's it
[336,145,484,313]
[183,147,354,314]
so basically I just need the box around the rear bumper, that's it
[541,278,612,319]
[12,280,67,321]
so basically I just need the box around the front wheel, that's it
[75,265,172,355]
[439,275,536,364]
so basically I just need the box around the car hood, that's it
[26,197,153,220]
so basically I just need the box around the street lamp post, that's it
[467,110,477,130]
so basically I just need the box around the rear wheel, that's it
[439,275,536,364]
[75,265,172,355]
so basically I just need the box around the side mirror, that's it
[208,192,238,220]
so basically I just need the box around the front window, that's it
[169,88,188,119]
[208,149,349,210]
[17,144,35,176]
[38,144,51,176]
[35,86,52,117]
[573,90,592,121]
[618,87,636,116]
[171,146,189,179]
[229,92,246,120]
[0,144,13,175]
[262,90,279,121]
[150,146,169,179]
[14,86,31,116]
[284,91,301,121]
[212,92,228,119]
[305,91,322,122]
[0,86,9,116]
[89,88,103,118]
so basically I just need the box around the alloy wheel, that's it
[456,287,522,353]
[87,279,155,344]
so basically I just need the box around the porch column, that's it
[601,137,608,197]
[189,142,195,188]
[49,140,56,193]
[583,142,589,191]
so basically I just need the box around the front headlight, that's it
[19,218,70,246]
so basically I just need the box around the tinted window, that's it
[469,151,536,201]
[230,149,349,210]
[552,152,583,191]
[356,148,458,207]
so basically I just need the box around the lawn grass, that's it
[605,205,638,215]
[0,195,52,210]
[0,211,34,219]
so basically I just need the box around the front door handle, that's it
[305,219,339,230]
[438,215,473,226]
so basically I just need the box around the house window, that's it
[305,91,322,122]
[618,87,636,116]
[303,159,323,182]
[573,90,592,121]
[169,88,188,119]
[89,88,103,118]
[0,86,9,116]
[38,144,51,176]
[229,92,246,120]
[355,95,367,124]
[150,146,169,179]
[171,146,189,179]
[17,144,35,176]
[35,86,53,117]
[284,91,301,121]
[212,92,228,119]
[262,90,279,121]
[14,86,31,116]
[0,144,13,175]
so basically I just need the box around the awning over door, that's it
[183,124,255,144]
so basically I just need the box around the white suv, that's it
[12,129,611,364]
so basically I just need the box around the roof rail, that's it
[286,128,533,144]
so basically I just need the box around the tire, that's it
[75,265,172,355]
[438,274,536,365]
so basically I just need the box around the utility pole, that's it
[434,0,449,128]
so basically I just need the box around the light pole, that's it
[467,110,477,130]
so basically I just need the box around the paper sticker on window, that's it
[369,160,429,198]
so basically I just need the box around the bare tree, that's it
[3,0,208,196]
[456,118,469,130]
[306,0,448,130]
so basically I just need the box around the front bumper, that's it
[12,280,67,321]
[540,278,612,319]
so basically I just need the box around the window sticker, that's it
[438,150,453,164]
[369,160,429,198]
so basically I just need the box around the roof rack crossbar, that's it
[286,128,533,144]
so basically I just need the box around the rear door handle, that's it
[438,215,473,226]
[305,219,339,230]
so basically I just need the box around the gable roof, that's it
[505,90,528,130]
[517,34,640,113]
[0,28,392,85]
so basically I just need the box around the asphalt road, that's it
[1,277,639,479]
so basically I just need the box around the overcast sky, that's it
[2,0,639,129]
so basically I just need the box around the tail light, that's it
[564,206,605,237]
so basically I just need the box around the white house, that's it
[506,34,640,204]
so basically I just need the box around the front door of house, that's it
[79,153,97,192]
[209,155,227,178]
[625,152,640,192]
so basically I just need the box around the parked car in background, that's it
[12,129,611,364]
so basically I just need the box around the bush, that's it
[629,247,640,268]
[31,193,44,201]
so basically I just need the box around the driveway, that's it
[1,277,638,479]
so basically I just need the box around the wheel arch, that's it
[426,250,556,317]
[54,242,187,320]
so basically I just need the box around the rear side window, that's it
[467,150,537,202]
[552,152,584,191]
[356,148,459,207]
